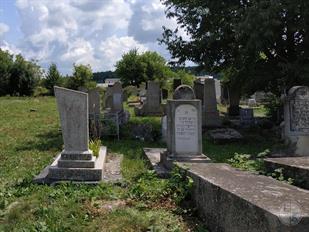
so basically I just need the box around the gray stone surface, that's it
[264,157,309,190]
[208,128,243,144]
[194,78,221,127]
[54,86,91,156]
[283,86,309,156]
[135,81,163,116]
[88,89,100,116]
[166,99,202,156]
[173,85,195,100]
[34,146,107,183]
[161,115,167,142]
[102,153,122,183]
[143,148,309,231]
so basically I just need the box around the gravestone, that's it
[135,81,163,116]
[283,86,309,156]
[173,79,182,91]
[240,108,255,127]
[34,87,106,183]
[248,98,257,107]
[194,78,221,127]
[173,85,195,100]
[162,88,168,99]
[165,85,203,158]
[88,89,101,138]
[161,115,167,142]
[104,82,123,112]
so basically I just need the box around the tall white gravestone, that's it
[34,87,106,183]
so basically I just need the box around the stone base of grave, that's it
[264,156,309,190]
[143,148,309,232]
[143,148,211,177]
[33,146,107,184]
[207,128,243,144]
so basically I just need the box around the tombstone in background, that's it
[88,89,101,138]
[194,78,221,127]
[173,85,195,100]
[161,115,167,142]
[34,87,106,183]
[214,79,222,103]
[248,98,257,107]
[162,88,168,99]
[283,86,309,156]
[104,82,123,112]
[135,81,163,116]
[240,108,255,127]
[173,79,182,91]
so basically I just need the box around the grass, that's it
[0,96,277,231]
[0,96,207,232]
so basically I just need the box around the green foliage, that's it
[228,149,270,173]
[129,167,193,205]
[161,0,309,101]
[0,49,42,96]
[44,63,63,95]
[269,168,294,185]
[33,86,49,97]
[89,139,101,157]
[66,64,95,90]
[115,49,174,88]
[264,94,283,122]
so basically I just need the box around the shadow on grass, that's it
[16,130,63,152]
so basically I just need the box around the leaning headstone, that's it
[283,86,309,156]
[34,87,106,183]
[135,81,163,116]
[194,78,221,127]
[173,79,182,91]
[240,108,255,127]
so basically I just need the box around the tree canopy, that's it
[161,0,309,97]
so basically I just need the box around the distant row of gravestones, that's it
[34,81,309,183]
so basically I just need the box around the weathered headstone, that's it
[240,108,255,127]
[194,78,221,127]
[248,98,257,107]
[34,87,106,183]
[173,85,195,100]
[88,89,101,138]
[104,82,123,112]
[135,81,163,116]
[283,86,309,156]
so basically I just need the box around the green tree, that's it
[9,55,41,96]
[115,49,146,87]
[160,0,251,115]
[44,63,62,95]
[0,49,13,96]
[115,49,174,87]
[66,64,95,90]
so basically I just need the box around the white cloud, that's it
[5,0,185,74]
[99,35,147,70]
[0,23,9,37]
[0,40,21,55]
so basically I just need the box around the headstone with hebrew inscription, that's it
[283,86,309,156]
[165,85,203,157]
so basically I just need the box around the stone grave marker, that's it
[283,86,309,156]
[240,108,255,127]
[34,86,106,183]
[135,81,162,116]
[173,85,195,100]
[194,78,221,127]
[88,89,101,138]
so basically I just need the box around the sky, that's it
[0,0,189,75]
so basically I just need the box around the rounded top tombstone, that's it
[288,86,309,100]
[173,85,196,100]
